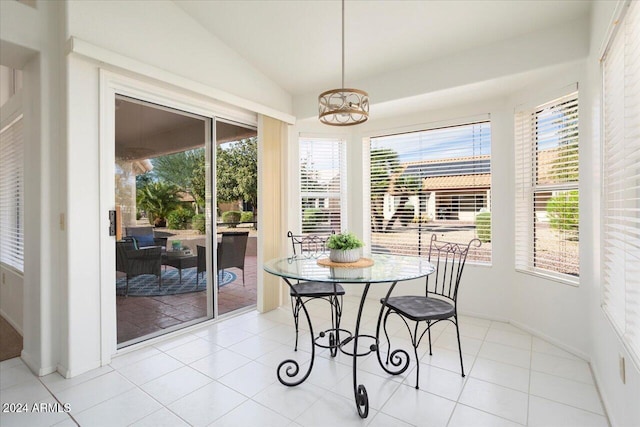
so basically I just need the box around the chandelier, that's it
[318,0,369,126]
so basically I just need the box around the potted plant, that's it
[326,231,364,263]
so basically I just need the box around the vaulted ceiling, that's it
[176,0,592,99]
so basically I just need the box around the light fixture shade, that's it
[318,88,369,126]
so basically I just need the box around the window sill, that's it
[515,268,579,287]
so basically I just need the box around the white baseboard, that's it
[20,350,56,376]
[509,319,590,361]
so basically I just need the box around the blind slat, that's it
[0,115,24,272]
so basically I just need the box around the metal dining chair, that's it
[287,231,345,357]
[376,234,480,388]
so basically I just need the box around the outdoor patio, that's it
[116,255,257,344]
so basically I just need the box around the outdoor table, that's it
[263,253,435,418]
[162,252,198,284]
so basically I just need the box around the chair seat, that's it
[381,295,454,321]
[291,281,346,297]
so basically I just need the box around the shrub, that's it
[240,211,254,223]
[302,208,325,233]
[167,208,195,230]
[222,210,241,227]
[192,214,205,234]
[327,232,365,250]
[475,212,491,243]
[547,190,579,234]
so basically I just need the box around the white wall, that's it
[66,0,292,116]
[62,0,295,375]
[0,0,65,376]
[0,266,23,334]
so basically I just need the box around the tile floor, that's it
[1,295,609,426]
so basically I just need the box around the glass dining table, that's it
[264,253,435,418]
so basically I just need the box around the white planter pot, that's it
[329,248,361,263]
[330,267,364,279]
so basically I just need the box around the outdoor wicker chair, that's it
[116,240,163,297]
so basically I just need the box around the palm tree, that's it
[137,182,180,227]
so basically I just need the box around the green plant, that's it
[240,211,254,222]
[192,214,205,234]
[167,207,195,230]
[137,182,180,227]
[475,212,491,243]
[222,210,242,227]
[326,232,364,250]
[547,190,579,234]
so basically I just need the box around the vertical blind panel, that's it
[299,137,344,235]
[515,92,579,280]
[370,122,491,263]
[602,0,640,366]
[0,116,24,272]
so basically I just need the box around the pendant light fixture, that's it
[318,0,369,126]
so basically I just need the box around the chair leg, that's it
[412,322,421,389]
[292,297,301,352]
[125,276,129,297]
[454,317,465,377]
[242,268,245,287]
[427,320,433,356]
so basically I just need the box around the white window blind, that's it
[515,91,579,283]
[299,137,345,234]
[0,115,24,272]
[602,0,640,366]
[369,121,491,262]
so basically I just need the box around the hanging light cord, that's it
[341,0,345,90]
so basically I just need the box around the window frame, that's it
[515,88,580,286]
[297,135,347,235]
[366,118,492,264]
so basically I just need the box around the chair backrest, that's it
[425,234,481,302]
[125,226,154,237]
[218,231,249,270]
[197,245,206,274]
[116,241,134,273]
[287,231,333,259]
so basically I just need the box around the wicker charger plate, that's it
[317,257,374,268]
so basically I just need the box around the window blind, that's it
[515,91,579,282]
[602,0,640,366]
[299,137,345,235]
[369,121,491,262]
[0,115,24,272]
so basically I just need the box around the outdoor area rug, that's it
[116,268,236,297]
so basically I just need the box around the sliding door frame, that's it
[98,70,257,363]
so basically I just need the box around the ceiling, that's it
[115,97,256,161]
[175,0,592,97]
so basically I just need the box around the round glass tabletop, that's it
[263,253,435,284]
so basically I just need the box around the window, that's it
[369,121,491,262]
[299,137,345,234]
[515,90,579,283]
[0,115,24,272]
[601,0,640,366]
